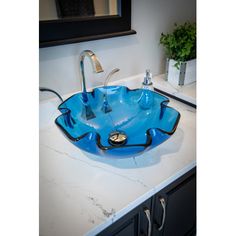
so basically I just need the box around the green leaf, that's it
[160,22,196,64]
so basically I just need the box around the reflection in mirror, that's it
[40,0,119,21]
[39,0,135,47]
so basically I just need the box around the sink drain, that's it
[108,131,127,146]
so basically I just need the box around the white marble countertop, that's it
[39,74,196,236]
[153,74,196,105]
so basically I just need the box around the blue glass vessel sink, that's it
[55,86,180,157]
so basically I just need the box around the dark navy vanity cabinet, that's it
[98,168,196,236]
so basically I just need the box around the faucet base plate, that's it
[81,105,96,120]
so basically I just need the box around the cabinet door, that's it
[98,198,152,236]
[152,169,196,236]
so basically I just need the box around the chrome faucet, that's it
[79,50,104,120]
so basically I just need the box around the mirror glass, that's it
[40,0,119,21]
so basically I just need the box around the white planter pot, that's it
[165,58,196,86]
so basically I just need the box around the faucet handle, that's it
[101,68,120,114]
[104,68,120,86]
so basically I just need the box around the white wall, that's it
[39,0,196,100]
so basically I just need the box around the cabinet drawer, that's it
[153,170,196,236]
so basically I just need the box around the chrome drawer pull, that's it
[144,207,152,236]
[158,197,166,231]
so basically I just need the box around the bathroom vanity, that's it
[39,74,196,236]
[98,167,196,236]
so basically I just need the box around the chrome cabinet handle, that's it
[158,197,166,231]
[144,207,152,236]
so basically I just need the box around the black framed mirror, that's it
[39,0,136,48]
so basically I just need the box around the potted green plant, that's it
[160,22,196,86]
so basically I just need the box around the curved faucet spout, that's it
[80,50,104,96]
[79,50,104,120]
